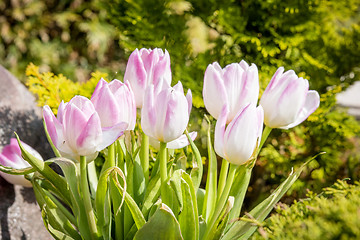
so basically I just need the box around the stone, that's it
[0,65,52,239]
[337,81,360,120]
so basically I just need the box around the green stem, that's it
[217,159,229,202]
[159,142,168,197]
[100,142,116,175]
[203,163,238,240]
[80,156,99,240]
[258,126,272,155]
[140,133,149,185]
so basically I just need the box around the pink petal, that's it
[203,63,228,119]
[91,78,108,102]
[282,90,320,129]
[43,105,61,147]
[167,132,197,149]
[76,112,103,156]
[186,89,192,116]
[214,105,229,159]
[97,122,128,151]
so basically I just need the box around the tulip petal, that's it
[97,122,128,151]
[214,105,229,159]
[167,131,197,149]
[186,89,192,116]
[43,105,61,147]
[76,112,103,156]
[281,90,320,129]
[91,78,108,102]
[203,63,228,119]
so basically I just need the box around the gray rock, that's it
[337,81,360,119]
[0,65,53,239]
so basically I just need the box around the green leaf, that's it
[186,130,203,191]
[221,159,314,240]
[141,173,161,218]
[133,203,184,240]
[110,167,146,229]
[53,157,91,240]
[15,133,71,205]
[178,172,199,240]
[202,117,217,222]
[0,163,37,175]
[227,166,252,227]
[32,179,81,240]
[96,167,117,239]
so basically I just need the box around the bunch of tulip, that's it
[0,48,320,240]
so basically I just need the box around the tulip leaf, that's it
[202,116,217,222]
[15,133,71,205]
[221,159,314,240]
[0,163,38,175]
[161,169,183,217]
[133,203,184,240]
[227,165,252,228]
[96,167,117,239]
[178,172,199,240]
[109,167,146,229]
[32,179,81,240]
[141,173,161,218]
[53,157,92,240]
[186,130,203,191]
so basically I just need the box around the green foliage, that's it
[251,180,360,240]
[0,0,122,82]
[252,86,360,202]
[104,0,360,105]
[26,63,108,113]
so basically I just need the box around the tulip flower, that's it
[203,60,259,123]
[124,48,172,108]
[215,104,264,165]
[260,67,320,129]
[149,131,198,150]
[91,78,136,130]
[141,81,192,143]
[0,138,42,187]
[43,96,127,161]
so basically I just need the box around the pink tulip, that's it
[141,81,192,143]
[149,131,198,150]
[215,104,264,165]
[124,48,172,108]
[0,138,42,187]
[91,78,136,130]
[260,67,320,129]
[203,60,259,123]
[43,96,127,161]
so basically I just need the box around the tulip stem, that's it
[80,156,99,240]
[203,163,238,240]
[217,159,229,202]
[159,142,168,196]
[258,126,272,155]
[140,132,149,185]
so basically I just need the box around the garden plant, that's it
[0,48,321,240]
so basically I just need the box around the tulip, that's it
[203,60,259,123]
[141,81,192,143]
[91,78,136,130]
[149,131,198,150]
[0,138,42,187]
[215,104,264,165]
[124,48,172,108]
[260,67,320,129]
[43,96,127,161]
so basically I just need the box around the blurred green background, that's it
[1,0,360,221]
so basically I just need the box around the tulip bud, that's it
[260,67,320,129]
[141,81,192,143]
[203,60,259,123]
[0,138,42,187]
[43,96,127,162]
[91,78,136,130]
[215,104,264,165]
[124,48,172,108]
